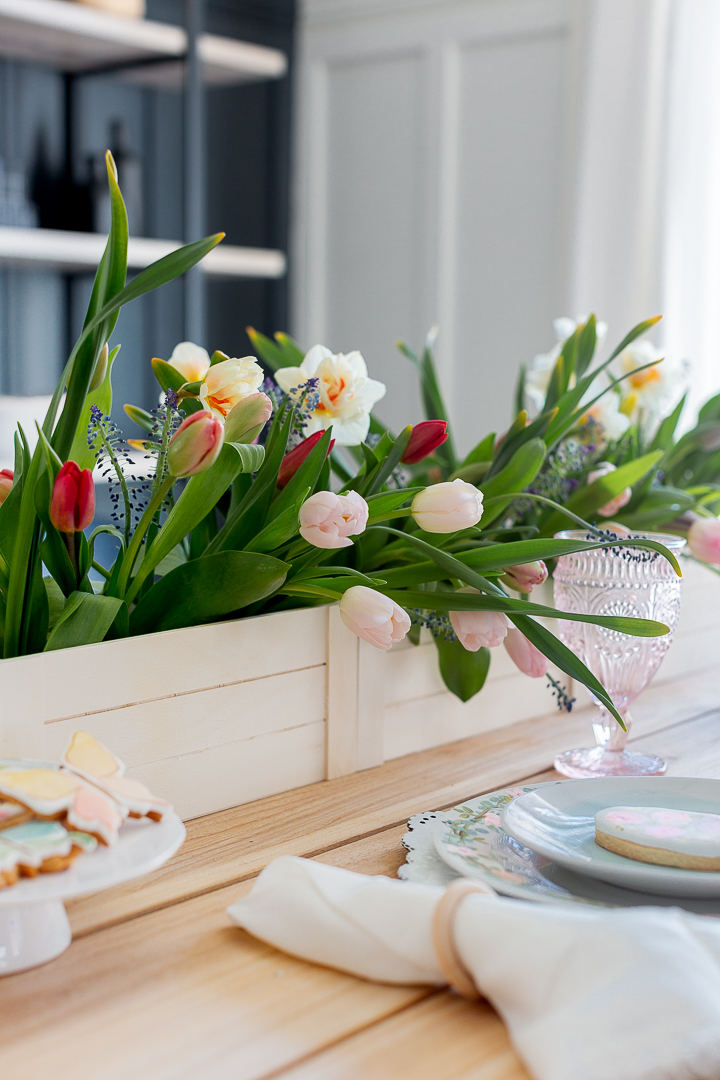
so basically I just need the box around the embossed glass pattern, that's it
[552,530,685,778]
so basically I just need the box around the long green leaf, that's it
[69,345,119,469]
[435,637,490,702]
[479,438,546,527]
[44,592,124,652]
[509,613,626,728]
[129,551,288,636]
[382,588,669,637]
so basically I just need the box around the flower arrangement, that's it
[515,314,720,563]
[0,158,677,737]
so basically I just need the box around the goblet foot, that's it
[553,745,667,779]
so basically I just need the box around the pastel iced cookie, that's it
[0,801,29,830]
[62,731,124,781]
[2,821,78,876]
[0,841,20,887]
[66,784,125,847]
[62,732,172,821]
[0,769,79,819]
[595,806,720,871]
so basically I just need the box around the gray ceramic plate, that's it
[501,777,720,898]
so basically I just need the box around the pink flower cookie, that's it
[595,805,720,871]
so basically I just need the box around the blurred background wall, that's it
[291,0,720,449]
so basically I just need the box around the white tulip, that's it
[274,345,386,446]
[339,586,411,650]
[411,479,483,533]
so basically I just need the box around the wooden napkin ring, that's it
[432,878,496,999]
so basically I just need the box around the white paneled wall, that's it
[293,0,585,450]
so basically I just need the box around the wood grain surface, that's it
[1,665,718,1080]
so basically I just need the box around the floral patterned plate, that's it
[418,783,720,914]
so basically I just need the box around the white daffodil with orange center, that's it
[614,342,687,433]
[199,356,265,420]
[274,345,386,445]
[168,341,211,384]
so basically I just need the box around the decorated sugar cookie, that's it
[62,731,172,821]
[66,784,125,847]
[2,821,78,875]
[0,769,79,819]
[0,840,20,887]
[0,801,29,829]
[595,805,720,870]
[62,731,124,781]
[100,776,171,821]
[65,830,99,855]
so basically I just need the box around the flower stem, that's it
[113,472,175,600]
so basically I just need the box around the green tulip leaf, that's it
[44,591,124,651]
[435,637,490,702]
[479,438,546,527]
[129,551,289,635]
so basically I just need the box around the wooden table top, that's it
[2,666,719,1080]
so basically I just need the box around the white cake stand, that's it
[0,811,185,974]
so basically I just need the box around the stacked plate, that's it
[431,777,720,914]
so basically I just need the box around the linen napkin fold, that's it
[227,856,720,1080]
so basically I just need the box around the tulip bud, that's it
[688,517,720,566]
[89,343,109,392]
[339,585,411,650]
[504,628,548,678]
[587,462,632,518]
[278,431,335,489]
[50,461,95,533]
[224,393,273,444]
[449,590,511,652]
[401,421,449,465]
[167,411,224,477]
[501,560,548,593]
[298,490,368,549]
[411,479,483,533]
[0,469,13,506]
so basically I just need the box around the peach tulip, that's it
[587,462,632,518]
[688,517,720,566]
[411,479,483,533]
[299,490,368,549]
[339,586,411,650]
[167,411,223,477]
[504,628,549,678]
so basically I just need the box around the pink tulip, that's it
[587,462,632,518]
[411,479,483,533]
[167,411,224,477]
[0,468,13,506]
[688,517,720,566]
[501,561,548,593]
[339,585,411,650]
[401,421,449,465]
[299,490,368,549]
[278,431,335,489]
[50,461,95,533]
[504,628,549,678]
[449,606,511,652]
[224,392,273,444]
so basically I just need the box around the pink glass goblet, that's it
[552,530,685,778]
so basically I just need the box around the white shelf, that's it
[0,0,287,87]
[0,227,287,279]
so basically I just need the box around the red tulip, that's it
[401,421,448,465]
[278,431,335,489]
[50,462,95,533]
[0,469,13,506]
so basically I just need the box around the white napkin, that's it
[227,856,720,1080]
